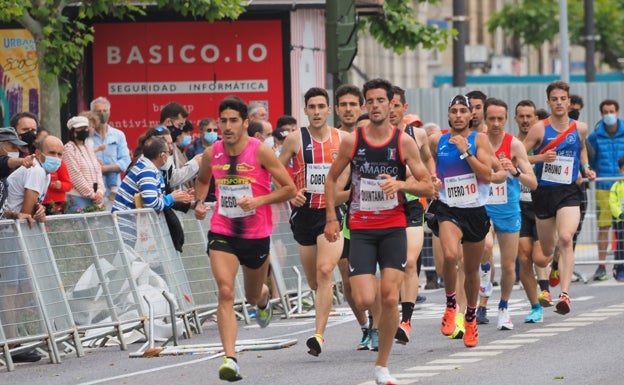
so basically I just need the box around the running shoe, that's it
[524,306,544,323]
[463,320,479,348]
[554,293,571,315]
[416,295,427,304]
[255,304,272,328]
[357,327,370,350]
[395,321,411,345]
[374,365,398,385]
[479,264,493,298]
[306,334,324,357]
[538,290,554,307]
[593,266,608,281]
[449,313,465,339]
[219,357,242,382]
[476,306,489,324]
[369,328,379,351]
[497,308,514,330]
[549,268,560,287]
[440,306,457,336]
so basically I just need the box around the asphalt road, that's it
[4,264,623,385]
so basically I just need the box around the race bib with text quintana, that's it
[520,183,532,202]
[218,184,254,218]
[444,173,478,207]
[305,163,331,194]
[487,181,507,205]
[359,177,398,212]
[541,156,574,184]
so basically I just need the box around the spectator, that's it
[38,127,71,214]
[271,127,290,157]
[63,115,105,213]
[568,94,584,120]
[90,96,131,206]
[112,136,194,213]
[249,101,268,121]
[587,99,624,280]
[10,111,39,156]
[1,135,61,363]
[276,115,298,132]
[247,120,272,142]
[187,118,218,159]
[609,156,624,282]
[0,127,32,211]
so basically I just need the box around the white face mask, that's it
[6,151,19,158]
[160,154,174,170]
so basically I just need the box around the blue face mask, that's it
[603,113,617,126]
[181,135,192,147]
[41,155,61,173]
[204,131,218,144]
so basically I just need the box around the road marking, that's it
[525,327,575,332]
[407,365,461,371]
[491,338,539,344]
[428,358,483,364]
[451,351,503,357]
[476,344,522,350]
[550,322,592,327]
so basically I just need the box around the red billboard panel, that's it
[92,20,284,151]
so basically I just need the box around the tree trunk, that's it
[38,63,61,138]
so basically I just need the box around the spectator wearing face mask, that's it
[10,111,39,156]
[63,115,105,213]
[187,118,219,159]
[587,99,624,281]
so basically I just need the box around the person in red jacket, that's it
[37,129,72,214]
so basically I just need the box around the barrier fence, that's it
[2,177,622,371]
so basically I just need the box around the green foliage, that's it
[487,0,559,48]
[360,0,454,55]
[0,0,246,126]
[488,0,624,69]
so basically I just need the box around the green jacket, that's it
[609,180,624,222]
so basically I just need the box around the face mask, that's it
[603,113,617,126]
[98,112,109,124]
[203,131,218,144]
[20,130,37,146]
[6,151,19,158]
[160,154,174,170]
[275,145,283,157]
[568,109,580,120]
[75,130,89,141]
[41,155,61,173]
[181,135,192,147]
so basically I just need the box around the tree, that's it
[0,0,245,137]
[487,0,624,72]
[362,0,455,54]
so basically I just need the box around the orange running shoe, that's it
[440,306,457,336]
[463,320,479,348]
[549,268,560,287]
[538,290,553,307]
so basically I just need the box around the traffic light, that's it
[326,0,357,74]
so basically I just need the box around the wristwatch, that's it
[513,167,522,177]
[460,148,474,160]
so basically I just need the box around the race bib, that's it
[487,182,507,205]
[218,184,254,218]
[359,177,398,212]
[305,163,331,194]
[444,173,478,207]
[520,183,532,202]
[541,156,574,184]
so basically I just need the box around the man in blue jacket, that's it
[588,99,624,280]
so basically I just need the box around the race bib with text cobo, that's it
[305,163,331,194]
[444,173,478,207]
[218,184,254,218]
[359,177,398,211]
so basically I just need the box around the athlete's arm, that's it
[511,137,538,190]
[194,146,214,219]
[324,132,354,242]
[576,121,596,181]
[244,144,297,210]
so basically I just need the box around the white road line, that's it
[525,327,575,332]
[490,338,539,344]
[428,358,483,364]
[407,365,461,371]
[450,351,503,357]
[476,345,522,350]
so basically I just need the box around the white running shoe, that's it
[497,308,514,330]
[374,366,398,385]
[479,265,493,298]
